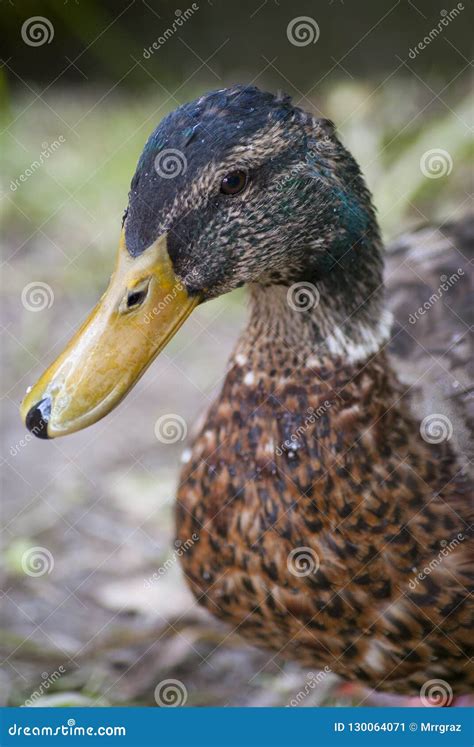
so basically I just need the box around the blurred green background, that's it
[1,0,472,707]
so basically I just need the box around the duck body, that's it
[177,257,473,695]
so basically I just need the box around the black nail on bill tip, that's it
[25,397,51,440]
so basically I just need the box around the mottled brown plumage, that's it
[176,220,473,695]
[107,82,474,695]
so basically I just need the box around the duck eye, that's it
[220,170,248,196]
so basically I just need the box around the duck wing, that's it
[385,214,474,475]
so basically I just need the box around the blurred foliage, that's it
[2,0,473,88]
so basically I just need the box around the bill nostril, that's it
[25,397,52,440]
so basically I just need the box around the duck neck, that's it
[236,252,391,371]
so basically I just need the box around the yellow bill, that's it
[20,232,199,438]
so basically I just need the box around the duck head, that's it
[21,85,382,439]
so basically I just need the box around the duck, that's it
[20,85,473,698]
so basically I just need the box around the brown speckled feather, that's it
[176,219,473,696]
